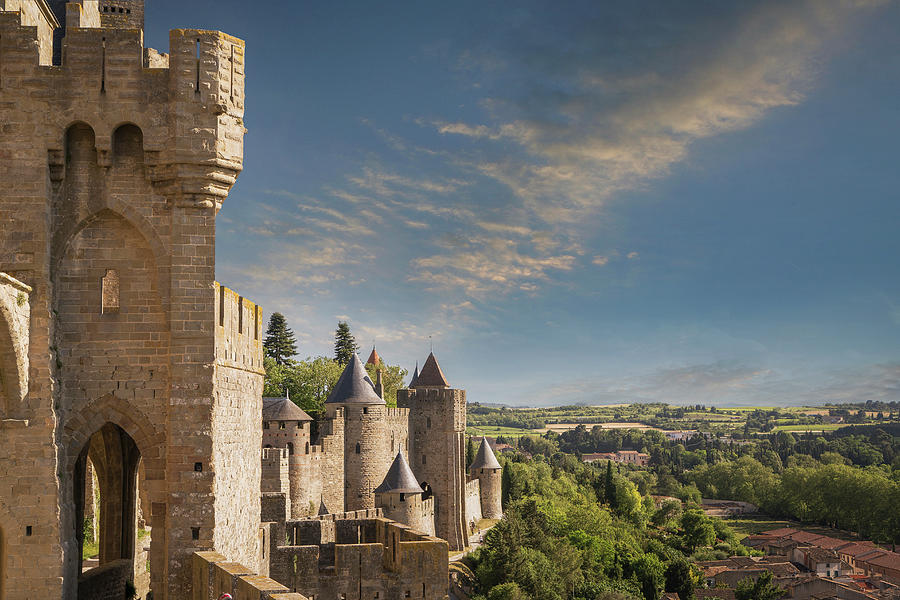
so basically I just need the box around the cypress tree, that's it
[466,437,476,469]
[605,460,617,508]
[501,462,511,508]
[263,312,297,365]
[334,321,359,366]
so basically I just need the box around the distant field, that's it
[537,422,662,433]
[467,425,535,438]
[770,424,844,432]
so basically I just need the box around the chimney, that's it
[375,369,384,400]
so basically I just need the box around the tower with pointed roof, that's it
[397,352,468,551]
[374,451,434,535]
[326,353,407,511]
[262,393,318,518]
[470,437,503,519]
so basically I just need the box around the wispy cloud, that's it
[436,2,885,227]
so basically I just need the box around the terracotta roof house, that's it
[791,531,827,545]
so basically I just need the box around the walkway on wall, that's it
[448,519,499,562]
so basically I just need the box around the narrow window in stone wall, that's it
[355,443,360,454]
[219,285,225,326]
[427,417,431,428]
[279,422,285,430]
[305,442,310,455]
[288,442,294,456]
[101,269,119,314]
[195,39,201,95]
[422,454,426,465]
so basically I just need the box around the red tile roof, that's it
[762,528,799,537]
[790,531,826,544]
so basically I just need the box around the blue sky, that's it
[147,1,900,407]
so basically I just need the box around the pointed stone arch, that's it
[62,393,164,477]
[62,394,166,598]
[51,204,169,307]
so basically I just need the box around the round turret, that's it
[375,451,430,533]
[470,437,503,519]
[327,353,389,510]
[262,394,314,518]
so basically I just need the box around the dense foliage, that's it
[263,355,407,419]
[468,454,749,600]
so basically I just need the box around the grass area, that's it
[83,537,99,560]
[725,516,797,539]
[467,425,536,438]
[771,424,844,432]
[725,515,862,542]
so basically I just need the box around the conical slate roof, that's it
[326,353,385,404]
[366,345,381,366]
[411,352,449,388]
[409,362,419,387]
[262,394,313,422]
[470,436,501,470]
[374,451,424,494]
[318,496,330,516]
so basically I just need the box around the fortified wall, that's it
[0,0,257,596]
[268,515,449,600]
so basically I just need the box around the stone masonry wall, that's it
[268,517,449,600]
[464,479,482,526]
[398,388,468,551]
[0,2,249,596]
[317,409,345,513]
[214,285,264,572]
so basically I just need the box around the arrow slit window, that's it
[101,269,119,314]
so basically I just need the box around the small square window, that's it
[191,527,200,540]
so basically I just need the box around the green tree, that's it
[334,321,359,366]
[681,509,716,551]
[364,361,407,407]
[735,571,785,600]
[605,460,617,508]
[664,558,695,600]
[263,312,297,365]
[487,582,529,600]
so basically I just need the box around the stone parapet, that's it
[192,551,308,600]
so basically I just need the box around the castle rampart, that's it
[268,517,449,600]
[0,1,253,596]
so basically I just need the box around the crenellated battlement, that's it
[215,282,264,374]
[0,2,246,207]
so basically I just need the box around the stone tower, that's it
[374,450,426,532]
[398,352,468,550]
[471,437,503,520]
[0,1,255,597]
[325,353,389,511]
[262,394,314,519]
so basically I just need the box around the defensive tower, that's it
[326,353,390,511]
[0,1,253,597]
[374,450,427,533]
[470,437,503,520]
[263,394,314,518]
[398,352,468,551]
